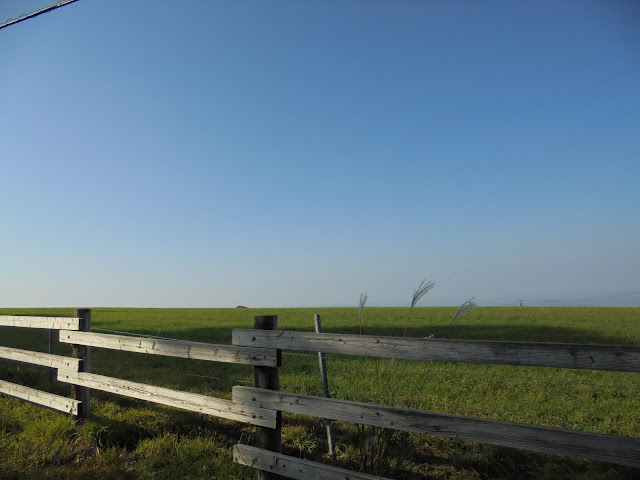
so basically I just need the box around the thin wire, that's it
[282,351,640,393]
[91,328,192,343]
[282,352,317,358]
[294,379,631,432]
[186,373,220,381]
[0,0,80,31]
[53,331,631,433]
[266,381,615,433]
[419,365,640,393]
[86,331,637,428]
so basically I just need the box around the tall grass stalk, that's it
[403,279,434,336]
[451,296,477,324]
[358,291,367,335]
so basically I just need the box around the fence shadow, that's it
[178,323,636,347]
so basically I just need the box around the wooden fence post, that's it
[48,329,54,384]
[72,308,91,420]
[253,315,282,480]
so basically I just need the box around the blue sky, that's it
[1,0,639,308]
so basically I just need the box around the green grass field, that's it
[1,306,639,479]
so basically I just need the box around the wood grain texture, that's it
[0,315,80,330]
[0,346,81,371]
[72,308,91,420]
[57,371,276,428]
[233,387,640,468]
[58,330,277,366]
[232,330,640,372]
[0,380,80,415]
[234,444,388,480]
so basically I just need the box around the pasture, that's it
[1,306,639,479]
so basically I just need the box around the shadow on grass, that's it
[177,323,638,346]
[2,306,639,349]
[2,307,639,480]
[83,397,250,453]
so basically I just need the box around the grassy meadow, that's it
[1,306,639,479]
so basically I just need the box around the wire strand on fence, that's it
[85,330,636,433]
[186,374,220,381]
[91,328,193,342]
[280,351,640,393]
[88,333,637,392]
[275,381,617,433]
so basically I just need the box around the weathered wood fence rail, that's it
[231,327,640,477]
[0,315,81,330]
[0,314,83,415]
[2,311,640,480]
[0,311,275,428]
[59,330,277,366]
[232,329,640,372]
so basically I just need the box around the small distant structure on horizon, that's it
[236,305,248,309]
[520,299,523,307]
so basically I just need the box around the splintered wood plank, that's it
[0,346,81,371]
[233,387,640,468]
[57,371,276,427]
[0,315,80,330]
[0,380,80,415]
[232,329,640,372]
[233,444,388,480]
[59,330,277,366]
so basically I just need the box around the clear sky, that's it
[1,0,639,308]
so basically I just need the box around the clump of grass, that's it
[283,425,319,458]
[349,425,411,477]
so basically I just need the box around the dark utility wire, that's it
[0,0,80,31]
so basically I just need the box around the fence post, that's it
[253,315,282,480]
[48,329,54,384]
[72,308,91,420]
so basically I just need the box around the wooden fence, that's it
[230,321,640,478]
[0,310,275,427]
[1,311,639,480]
[0,312,84,415]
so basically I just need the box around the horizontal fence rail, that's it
[57,371,276,428]
[59,330,277,367]
[0,379,80,415]
[233,330,640,372]
[233,386,640,468]
[0,346,81,371]
[234,444,387,480]
[3,311,640,477]
[0,315,80,330]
